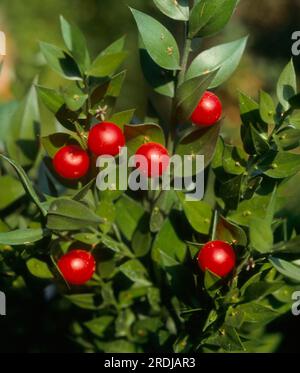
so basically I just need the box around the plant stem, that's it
[167,32,192,155]
[178,37,192,87]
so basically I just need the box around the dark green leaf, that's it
[36,86,64,114]
[277,59,297,111]
[269,256,300,282]
[84,316,114,337]
[0,175,25,210]
[109,109,135,129]
[259,90,276,124]
[259,151,300,179]
[130,8,180,70]
[277,127,300,150]
[0,154,47,216]
[119,259,151,286]
[26,258,53,279]
[60,15,90,71]
[115,195,144,240]
[139,43,175,98]
[177,191,212,235]
[124,123,165,154]
[186,36,247,88]
[176,70,218,122]
[189,0,238,38]
[153,0,189,21]
[152,217,186,262]
[216,216,247,246]
[47,198,102,231]
[249,218,273,253]
[0,228,48,246]
[86,52,127,78]
[40,42,82,80]
[41,132,78,158]
[6,85,40,167]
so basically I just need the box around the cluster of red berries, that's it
[52,91,222,181]
[57,240,235,285]
[55,91,224,285]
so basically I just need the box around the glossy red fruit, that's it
[57,249,96,285]
[197,240,236,278]
[88,122,125,156]
[135,142,170,177]
[53,145,90,180]
[190,91,222,127]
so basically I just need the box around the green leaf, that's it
[36,86,65,114]
[239,91,263,126]
[115,195,144,240]
[84,316,114,337]
[63,89,88,111]
[47,198,102,231]
[259,151,300,179]
[176,123,221,174]
[216,216,247,246]
[204,270,222,298]
[218,174,243,210]
[259,90,276,124]
[139,43,175,98]
[0,228,47,246]
[277,59,297,110]
[272,235,300,254]
[243,282,284,302]
[6,85,40,168]
[222,145,247,175]
[0,175,25,210]
[72,178,96,201]
[109,109,135,129]
[228,194,270,227]
[186,37,248,88]
[124,123,165,154]
[119,259,151,286]
[40,42,82,80]
[249,218,273,253]
[189,0,238,38]
[132,214,152,257]
[277,127,300,150]
[60,15,90,71]
[0,101,18,144]
[86,52,127,78]
[26,258,53,279]
[176,70,218,122]
[95,339,136,353]
[96,201,116,234]
[237,302,280,324]
[177,191,212,235]
[41,132,78,157]
[66,294,102,310]
[269,256,300,282]
[152,217,186,262]
[153,0,189,21]
[0,154,47,216]
[130,8,180,70]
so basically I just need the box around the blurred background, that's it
[0,0,300,352]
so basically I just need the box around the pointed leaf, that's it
[130,8,180,70]
[186,37,248,88]
[153,0,189,21]
[277,59,297,110]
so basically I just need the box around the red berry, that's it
[57,249,96,285]
[190,91,222,127]
[135,142,170,178]
[53,145,90,180]
[88,122,125,156]
[197,240,236,278]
